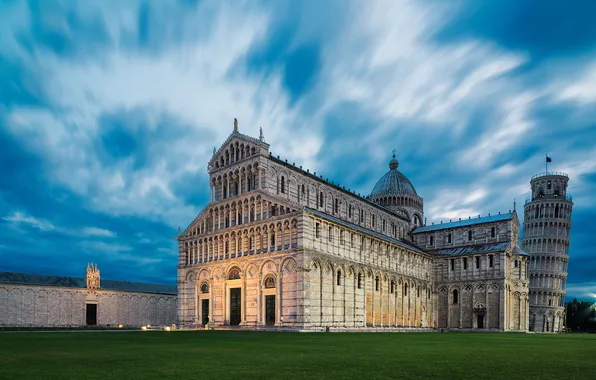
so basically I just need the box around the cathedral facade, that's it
[176,122,570,332]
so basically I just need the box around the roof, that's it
[411,212,514,234]
[427,242,529,257]
[370,163,417,197]
[304,207,426,255]
[0,272,177,295]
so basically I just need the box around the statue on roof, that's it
[234,118,238,132]
[259,127,264,142]
[213,147,216,156]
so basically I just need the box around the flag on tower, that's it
[546,156,552,163]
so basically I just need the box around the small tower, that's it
[86,263,101,289]
[522,171,573,332]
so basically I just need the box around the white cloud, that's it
[557,64,596,104]
[4,1,323,227]
[566,282,596,300]
[81,227,116,237]
[2,211,55,231]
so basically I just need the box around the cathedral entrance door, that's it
[265,295,275,326]
[86,304,97,326]
[229,288,241,326]
[201,299,209,325]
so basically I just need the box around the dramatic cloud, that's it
[0,0,594,300]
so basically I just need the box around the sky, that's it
[0,0,595,301]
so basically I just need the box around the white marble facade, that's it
[177,122,544,331]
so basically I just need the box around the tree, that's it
[565,298,596,332]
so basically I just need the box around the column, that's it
[257,272,263,325]
[240,275,246,325]
[223,282,228,324]
[275,272,283,326]
[258,167,262,190]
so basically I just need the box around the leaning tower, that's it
[522,172,573,332]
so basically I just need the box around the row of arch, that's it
[531,178,567,198]
[308,258,433,328]
[524,202,572,220]
[212,140,259,170]
[529,273,566,291]
[271,164,411,238]
[211,163,262,202]
[308,216,431,280]
[370,194,423,214]
[183,219,299,265]
[523,220,570,238]
[522,238,570,254]
[529,290,565,308]
[180,256,299,327]
[184,195,295,237]
[528,255,568,272]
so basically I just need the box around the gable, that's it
[208,131,269,172]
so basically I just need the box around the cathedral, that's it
[176,121,572,332]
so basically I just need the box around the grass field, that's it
[1,331,595,380]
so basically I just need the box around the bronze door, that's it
[230,288,241,325]
[265,295,275,326]
[201,299,209,325]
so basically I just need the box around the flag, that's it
[546,156,552,163]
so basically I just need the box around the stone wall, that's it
[0,284,176,327]
[434,252,529,331]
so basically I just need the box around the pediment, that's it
[208,131,269,172]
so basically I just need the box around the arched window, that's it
[319,192,324,207]
[447,233,452,243]
[404,283,408,296]
[429,236,434,245]
[337,270,342,286]
[453,289,459,304]
[357,273,362,289]
[270,234,275,247]
[390,280,395,294]
[375,276,379,291]
[468,230,473,241]
[547,181,552,190]
[200,283,209,293]
[264,277,275,288]
[280,176,285,193]
[491,226,496,238]
[228,268,241,280]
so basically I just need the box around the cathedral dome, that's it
[370,154,417,197]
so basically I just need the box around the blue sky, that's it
[1,0,595,300]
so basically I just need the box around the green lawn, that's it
[1,331,595,380]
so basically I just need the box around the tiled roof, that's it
[411,213,513,234]
[427,242,529,257]
[0,272,177,295]
[305,207,427,255]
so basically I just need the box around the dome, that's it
[370,154,417,197]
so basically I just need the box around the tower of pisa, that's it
[522,172,573,332]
